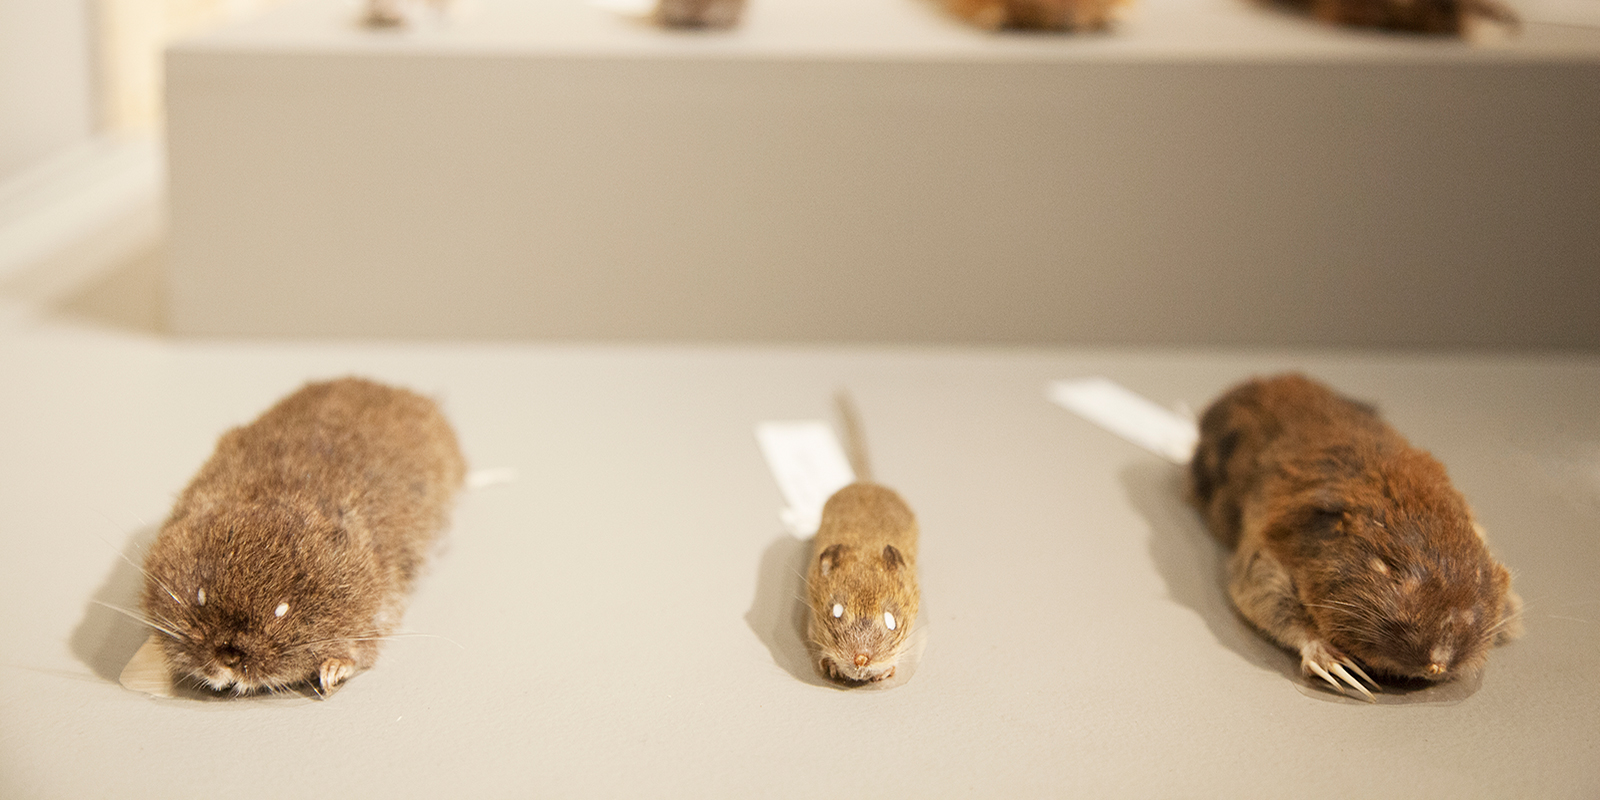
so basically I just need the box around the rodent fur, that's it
[1189,374,1521,694]
[657,0,745,28]
[807,483,921,683]
[140,377,465,695]
[1266,0,1517,35]
[805,394,921,684]
[947,0,1123,31]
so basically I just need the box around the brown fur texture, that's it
[1269,0,1517,35]
[947,0,1122,31]
[1189,374,1521,692]
[657,0,745,28]
[806,483,921,684]
[140,377,466,695]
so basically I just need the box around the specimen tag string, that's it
[1048,377,1198,464]
[754,421,856,538]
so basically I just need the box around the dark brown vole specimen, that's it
[1189,374,1521,700]
[1267,0,1517,36]
[806,395,920,684]
[140,377,465,696]
[948,0,1122,31]
[657,0,745,28]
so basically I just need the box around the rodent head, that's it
[807,542,918,683]
[1310,512,1519,683]
[141,503,381,693]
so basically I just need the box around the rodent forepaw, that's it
[318,658,357,697]
[1300,641,1379,702]
[819,658,842,681]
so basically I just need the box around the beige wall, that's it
[166,48,1600,348]
[0,0,97,181]
[0,0,299,185]
[97,0,299,133]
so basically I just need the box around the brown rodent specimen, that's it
[362,0,450,28]
[140,377,466,696]
[657,0,745,28]
[1266,0,1517,35]
[806,395,920,684]
[947,0,1122,31]
[1189,374,1521,700]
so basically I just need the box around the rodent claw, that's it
[1329,662,1377,702]
[1301,641,1378,702]
[1342,660,1380,691]
[1307,660,1342,692]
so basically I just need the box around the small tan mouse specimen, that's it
[657,0,746,28]
[137,377,465,696]
[1189,374,1521,700]
[805,394,921,685]
[947,0,1124,31]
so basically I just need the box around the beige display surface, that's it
[163,0,1600,346]
[1,319,1596,795]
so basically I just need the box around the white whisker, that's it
[93,600,185,641]
[290,631,465,651]
[95,534,181,605]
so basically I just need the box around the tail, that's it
[834,390,873,483]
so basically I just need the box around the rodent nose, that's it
[216,645,245,667]
[854,654,869,668]
[1426,663,1447,677]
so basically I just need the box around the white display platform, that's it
[3,322,1599,796]
[164,0,1600,346]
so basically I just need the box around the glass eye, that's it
[884,611,897,631]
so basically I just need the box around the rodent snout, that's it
[215,644,245,667]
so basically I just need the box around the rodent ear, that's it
[1307,489,1347,515]
[882,545,905,572]
[818,544,848,577]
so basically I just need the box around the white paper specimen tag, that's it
[1047,377,1199,464]
[120,634,177,698]
[755,421,856,538]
